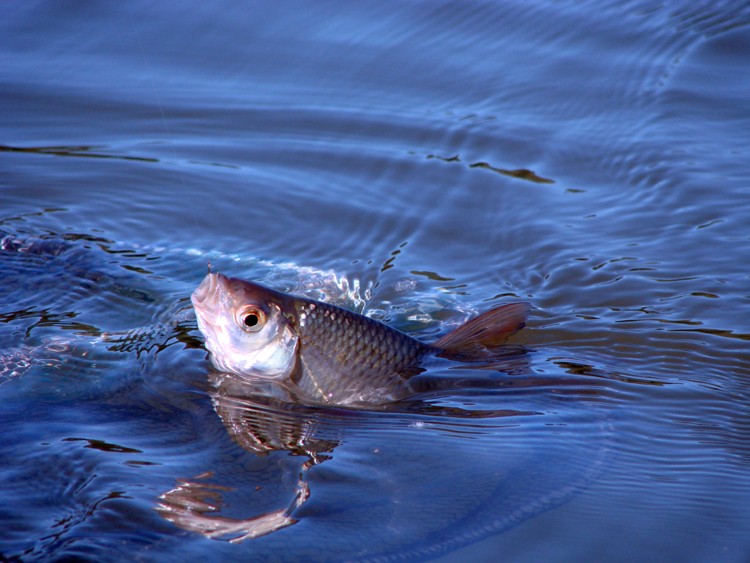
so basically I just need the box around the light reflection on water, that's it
[2,0,750,561]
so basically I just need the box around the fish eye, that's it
[236,306,266,332]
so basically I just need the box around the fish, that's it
[191,272,530,406]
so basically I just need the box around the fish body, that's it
[191,272,529,406]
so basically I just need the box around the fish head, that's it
[191,272,299,379]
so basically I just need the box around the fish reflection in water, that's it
[156,374,330,542]
[155,369,546,544]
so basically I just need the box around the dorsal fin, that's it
[433,302,530,359]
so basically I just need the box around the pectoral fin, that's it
[433,302,530,359]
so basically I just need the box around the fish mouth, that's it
[191,272,229,309]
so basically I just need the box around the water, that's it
[2,1,749,561]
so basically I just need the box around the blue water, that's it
[2,1,750,561]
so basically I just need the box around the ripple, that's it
[3,0,750,560]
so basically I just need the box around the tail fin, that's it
[433,302,530,359]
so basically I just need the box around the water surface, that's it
[2,1,750,561]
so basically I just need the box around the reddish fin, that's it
[433,302,530,359]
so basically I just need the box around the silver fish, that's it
[191,272,530,406]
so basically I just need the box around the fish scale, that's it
[291,301,430,404]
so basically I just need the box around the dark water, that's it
[2,1,750,561]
